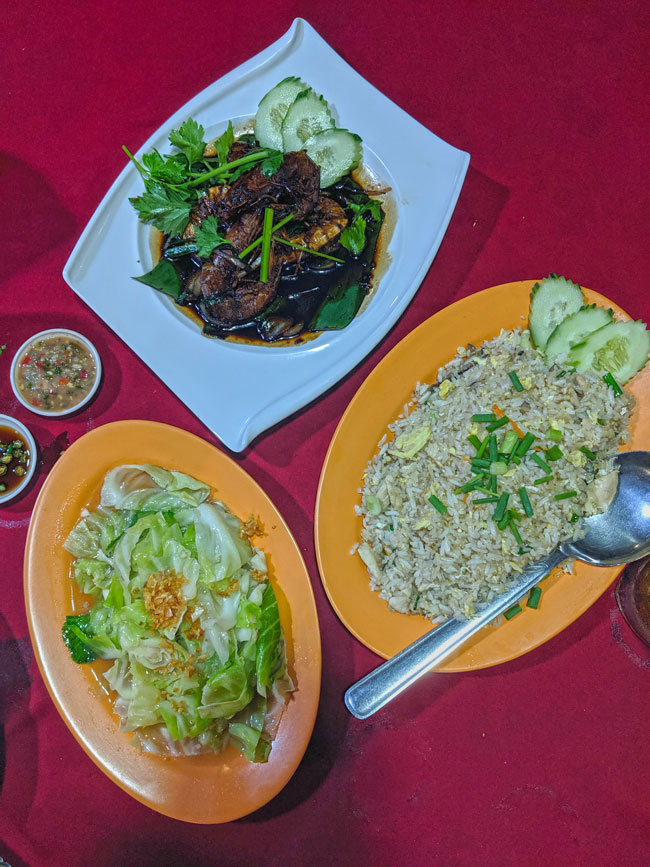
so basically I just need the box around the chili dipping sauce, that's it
[16,336,97,412]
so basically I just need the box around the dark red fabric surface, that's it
[2,2,650,864]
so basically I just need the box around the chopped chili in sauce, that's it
[16,337,97,412]
[0,426,31,495]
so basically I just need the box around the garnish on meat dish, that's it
[126,79,387,343]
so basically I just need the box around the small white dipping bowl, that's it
[10,329,102,417]
[0,415,37,504]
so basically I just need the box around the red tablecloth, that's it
[2,2,650,864]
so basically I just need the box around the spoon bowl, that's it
[345,451,650,719]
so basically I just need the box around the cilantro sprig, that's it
[124,117,274,235]
[339,199,384,256]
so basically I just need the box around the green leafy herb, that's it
[141,149,188,185]
[168,117,207,166]
[310,282,365,330]
[193,216,227,258]
[128,183,192,235]
[260,150,284,177]
[339,199,384,255]
[134,259,182,299]
[215,120,235,167]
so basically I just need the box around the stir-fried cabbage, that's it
[61,465,293,761]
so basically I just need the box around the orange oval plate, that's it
[25,421,321,822]
[315,281,650,670]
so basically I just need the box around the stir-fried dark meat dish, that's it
[158,139,384,343]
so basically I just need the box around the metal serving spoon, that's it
[345,451,650,720]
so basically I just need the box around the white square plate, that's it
[63,18,469,451]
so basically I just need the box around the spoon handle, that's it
[344,547,567,719]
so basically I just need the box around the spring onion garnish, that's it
[508,519,523,545]
[596,418,606,426]
[458,475,486,493]
[490,461,508,475]
[488,435,498,462]
[569,512,580,523]
[486,416,509,433]
[530,453,552,474]
[504,603,522,620]
[518,487,533,517]
[533,474,554,485]
[467,434,482,451]
[274,237,344,263]
[428,494,448,514]
[259,207,275,283]
[547,428,562,441]
[556,370,567,379]
[472,413,497,423]
[554,490,578,500]
[497,513,510,530]
[516,432,536,457]
[579,446,597,461]
[512,456,521,465]
[239,212,295,258]
[472,458,492,469]
[476,437,489,459]
[413,593,420,609]
[527,586,542,609]
[501,430,519,455]
[473,496,499,504]
[545,445,563,461]
[518,545,532,555]
[603,371,622,396]
[490,474,498,493]
[493,492,510,523]
[508,371,524,392]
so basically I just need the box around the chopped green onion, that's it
[516,432,536,457]
[493,492,510,522]
[274,237,344,263]
[545,445,563,461]
[472,413,497,423]
[508,371,524,392]
[518,545,532,555]
[458,475,486,493]
[530,453,551,474]
[472,458,492,469]
[486,416,509,432]
[596,417,606,426]
[504,603,522,620]
[239,212,294,258]
[554,490,578,501]
[497,513,510,530]
[603,371,622,396]
[508,519,524,545]
[490,461,508,475]
[473,495,499,504]
[518,487,533,517]
[467,434,482,451]
[556,370,567,379]
[259,207,274,283]
[580,446,596,461]
[490,474,498,493]
[527,586,542,609]
[569,512,580,523]
[533,474,554,485]
[428,494,448,514]
[501,430,519,454]
[413,593,420,609]
[547,428,562,441]
[476,437,488,459]
[512,456,521,465]
[488,435,498,462]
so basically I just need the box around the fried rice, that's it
[357,328,635,622]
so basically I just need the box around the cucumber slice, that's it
[529,275,584,348]
[255,77,307,150]
[281,89,334,152]
[304,128,362,188]
[545,304,614,362]
[568,319,650,385]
